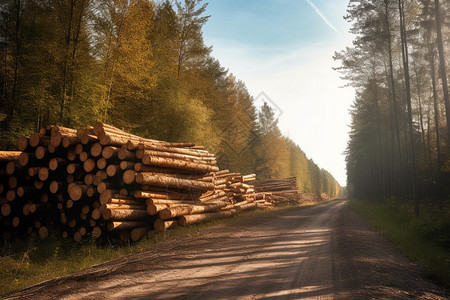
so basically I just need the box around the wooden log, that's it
[130,227,149,241]
[159,202,227,219]
[67,149,77,161]
[178,209,236,226]
[17,137,29,151]
[146,199,197,205]
[136,148,216,162]
[235,202,257,211]
[99,189,121,204]
[62,136,79,148]
[106,164,119,177]
[34,180,44,189]
[35,146,47,160]
[76,126,95,140]
[92,226,102,238]
[154,218,178,231]
[66,163,81,175]
[105,203,146,210]
[118,149,136,161]
[6,161,19,175]
[199,190,226,202]
[79,151,89,162]
[1,203,11,216]
[74,231,82,243]
[39,226,49,240]
[122,170,136,184]
[107,221,148,231]
[84,174,94,185]
[80,134,97,145]
[83,159,96,173]
[102,208,148,221]
[97,182,112,194]
[135,173,214,191]
[119,160,134,171]
[49,181,62,194]
[29,133,44,148]
[49,157,65,171]
[137,142,214,158]
[91,208,101,220]
[0,151,22,162]
[19,152,33,166]
[107,198,144,206]
[69,184,93,201]
[95,170,108,182]
[102,146,120,159]
[147,204,169,215]
[133,163,189,174]
[38,167,49,181]
[90,143,103,157]
[141,155,218,173]
[96,158,107,170]
[74,143,84,155]
[133,190,192,200]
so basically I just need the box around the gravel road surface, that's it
[4,199,448,299]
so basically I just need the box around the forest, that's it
[0,0,341,198]
[335,0,449,213]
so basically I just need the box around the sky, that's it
[201,0,356,186]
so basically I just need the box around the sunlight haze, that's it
[203,0,355,185]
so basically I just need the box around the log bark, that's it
[107,221,148,231]
[119,160,134,171]
[102,208,148,221]
[130,227,148,241]
[102,146,120,159]
[96,158,107,170]
[136,173,214,191]
[141,155,218,173]
[154,218,178,231]
[178,209,236,226]
[49,157,66,171]
[90,143,103,157]
[159,202,227,219]
[133,190,192,200]
[106,164,119,177]
[83,159,96,173]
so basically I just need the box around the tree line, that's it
[335,0,449,213]
[0,0,341,197]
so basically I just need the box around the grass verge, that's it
[0,200,328,295]
[349,199,450,289]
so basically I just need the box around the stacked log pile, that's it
[249,177,300,205]
[298,193,330,203]
[0,123,301,243]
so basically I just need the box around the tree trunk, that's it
[434,0,450,142]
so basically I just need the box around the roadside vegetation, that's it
[0,200,328,295]
[349,199,450,289]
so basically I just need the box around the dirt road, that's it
[4,200,448,299]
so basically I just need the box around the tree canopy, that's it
[0,0,341,197]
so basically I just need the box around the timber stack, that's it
[249,177,300,205]
[0,123,296,243]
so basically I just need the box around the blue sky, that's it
[202,0,355,186]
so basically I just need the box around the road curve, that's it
[4,200,448,299]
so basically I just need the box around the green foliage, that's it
[0,0,341,196]
[350,199,450,288]
[336,0,450,204]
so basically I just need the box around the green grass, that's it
[0,200,327,295]
[349,199,450,289]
